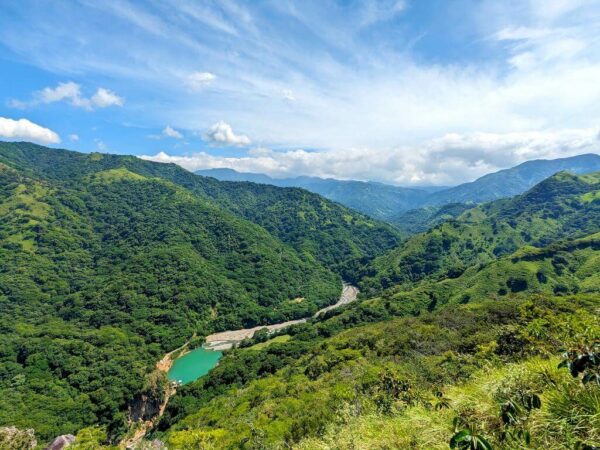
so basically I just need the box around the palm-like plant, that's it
[449,428,493,450]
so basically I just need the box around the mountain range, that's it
[160,169,600,449]
[1,141,599,449]
[197,153,600,224]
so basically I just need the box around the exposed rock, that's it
[0,426,37,449]
[128,371,168,423]
[45,434,76,450]
[129,392,163,422]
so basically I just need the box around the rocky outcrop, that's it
[129,392,163,422]
[0,426,37,449]
[45,434,75,450]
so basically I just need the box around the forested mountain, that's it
[391,202,472,234]
[0,142,402,271]
[1,141,599,449]
[150,169,600,450]
[358,171,600,295]
[197,168,433,222]
[158,294,599,449]
[0,141,400,444]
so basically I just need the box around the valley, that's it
[0,142,598,449]
[202,283,359,351]
[2,3,600,449]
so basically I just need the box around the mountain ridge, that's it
[197,153,600,224]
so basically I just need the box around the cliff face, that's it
[128,371,169,423]
[129,392,164,422]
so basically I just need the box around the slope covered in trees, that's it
[155,292,599,449]
[2,141,599,449]
[358,171,600,295]
[426,152,600,206]
[0,142,402,272]
[197,168,434,221]
[197,154,600,223]
[146,168,600,450]
[0,142,402,443]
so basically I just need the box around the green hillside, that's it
[0,160,355,440]
[146,169,600,450]
[0,142,402,272]
[1,142,599,449]
[196,168,433,222]
[359,171,600,296]
[197,154,600,223]
[156,292,599,449]
[426,153,600,206]
[392,202,472,235]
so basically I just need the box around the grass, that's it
[90,167,147,182]
[296,357,599,450]
[247,335,291,351]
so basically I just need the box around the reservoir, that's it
[168,284,359,384]
[167,347,222,385]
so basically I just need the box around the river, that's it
[122,284,359,447]
[167,283,358,385]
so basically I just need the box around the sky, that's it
[1,0,600,186]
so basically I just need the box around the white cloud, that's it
[3,0,600,180]
[281,89,296,101]
[40,81,87,106]
[205,121,251,146]
[142,128,600,186]
[0,117,60,144]
[185,72,216,90]
[163,125,183,139]
[359,0,406,27]
[69,133,79,141]
[94,139,108,151]
[90,88,124,107]
[10,82,124,110]
[495,27,552,41]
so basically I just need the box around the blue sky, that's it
[1,0,600,185]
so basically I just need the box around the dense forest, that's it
[149,170,600,449]
[0,142,399,444]
[0,142,598,449]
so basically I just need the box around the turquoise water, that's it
[167,347,222,385]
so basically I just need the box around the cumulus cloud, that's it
[142,128,600,186]
[0,117,60,144]
[163,125,183,139]
[185,72,216,90]
[90,88,124,107]
[10,82,124,110]
[205,121,251,146]
[69,134,79,142]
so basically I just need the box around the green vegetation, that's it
[359,170,600,295]
[1,141,599,449]
[392,202,472,235]
[150,170,600,449]
[197,154,600,222]
[156,295,599,449]
[0,142,399,444]
[0,142,402,273]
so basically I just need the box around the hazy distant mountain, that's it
[197,154,600,226]
[426,153,600,206]
[196,168,433,221]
